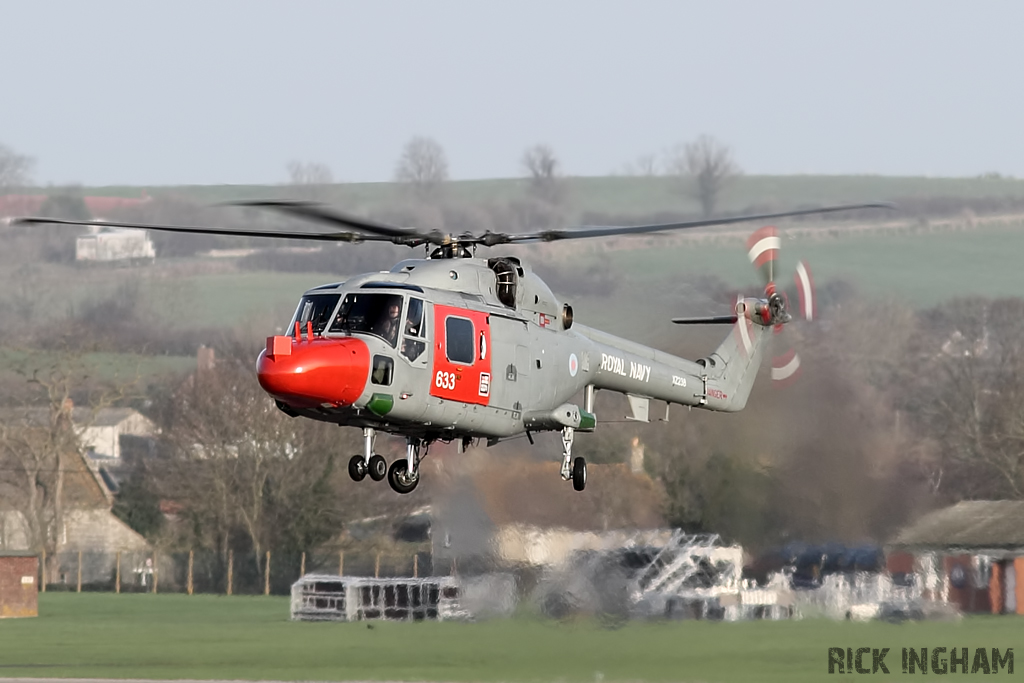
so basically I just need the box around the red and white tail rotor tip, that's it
[746,225,779,287]
[795,260,815,322]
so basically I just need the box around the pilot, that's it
[375,301,402,346]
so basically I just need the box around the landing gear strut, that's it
[560,426,587,492]
[388,438,422,494]
[349,428,387,482]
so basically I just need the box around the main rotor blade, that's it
[503,202,894,243]
[231,200,441,245]
[12,217,396,243]
[671,315,740,325]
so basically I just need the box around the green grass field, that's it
[0,593,1021,681]
[0,348,197,386]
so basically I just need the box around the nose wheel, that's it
[348,427,388,483]
[348,455,367,482]
[367,455,387,481]
[347,453,386,482]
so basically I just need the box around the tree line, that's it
[4,287,1024,565]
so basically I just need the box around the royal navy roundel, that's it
[569,353,579,377]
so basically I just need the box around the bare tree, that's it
[155,357,361,579]
[286,161,334,202]
[906,298,1024,500]
[521,144,564,204]
[394,136,449,200]
[668,135,740,216]
[286,161,333,186]
[0,142,34,189]
[634,153,658,176]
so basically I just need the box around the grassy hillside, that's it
[79,173,1024,221]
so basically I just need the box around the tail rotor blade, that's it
[794,260,815,321]
[771,348,801,384]
[746,226,780,287]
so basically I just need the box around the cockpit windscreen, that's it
[330,293,404,347]
[289,294,341,336]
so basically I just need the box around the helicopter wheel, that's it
[368,455,387,482]
[348,455,367,482]
[572,457,587,492]
[387,459,420,494]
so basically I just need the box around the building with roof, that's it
[75,227,155,263]
[1,194,155,262]
[888,500,1024,615]
[0,406,150,585]
[76,407,157,461]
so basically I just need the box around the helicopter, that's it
[18,200,890,494]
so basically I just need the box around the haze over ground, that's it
[2,0,1022,185]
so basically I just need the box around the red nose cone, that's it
[257,336,370,409]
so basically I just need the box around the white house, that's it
[76,227,155,263]
[75,408,157,461]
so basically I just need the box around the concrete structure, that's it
[0,553,38,618]
[493,525,672,568]
[889,500,1024,614]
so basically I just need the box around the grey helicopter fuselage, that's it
[255,254,768,444]
[17,198,889,492]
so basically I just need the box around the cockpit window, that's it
[330,293,404,347]
[289,294,341,337]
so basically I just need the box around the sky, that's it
[2,0,1022,186]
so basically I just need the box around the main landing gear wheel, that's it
[368,454,387,482]
[387,459,420,494]
[572,457,587,492]
[348,455,367,482]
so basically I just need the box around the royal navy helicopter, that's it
[18,200,889,494]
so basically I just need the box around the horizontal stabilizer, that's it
[671,315,739,325]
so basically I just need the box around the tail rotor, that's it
[745,227,815,385]
[672,226,817,386]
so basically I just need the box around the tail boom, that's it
[574,323,770,412]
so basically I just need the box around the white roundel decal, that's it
[568,353,579,377]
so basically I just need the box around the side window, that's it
[401,298,427,363]
[445,317,475,365]
[405,298,425,337]
[371,355,393,386]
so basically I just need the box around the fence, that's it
[37,548,436,596]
